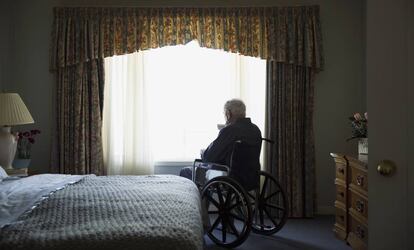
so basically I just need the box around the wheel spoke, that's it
[260,176,269,199]
[222,220,227,243]
[229,191,238,205]
[247,191,256,201]
[206,194,220,208]
[228,200,243,211]
[265,190,281,201]
[216,184,225,205]
[266,203,285,211]
[208,210,219,214]
[259,208,265,229]
[228,218,240,237]
[264,207,279,227]
[229,212,245,222]
[209,215,222,233]
[225,188,233,207]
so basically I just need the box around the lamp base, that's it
[0,127,17,169]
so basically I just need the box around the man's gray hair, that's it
[224,99,246,118]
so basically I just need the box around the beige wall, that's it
[0,0,12,91]
[2,0,365,214]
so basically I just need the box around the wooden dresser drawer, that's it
[335,163,347,182]
[335,181,347,204]
[347,212,368,250]
[349,189,368,219]
[349,165,368,194]
[331,153,347,182]
[334,202,347,229]
[334,225,347,241]
[334,202,347,240]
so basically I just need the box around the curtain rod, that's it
[53,5,319,8]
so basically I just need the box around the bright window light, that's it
[104,40,266,164]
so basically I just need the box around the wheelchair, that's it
[192,138,288,248]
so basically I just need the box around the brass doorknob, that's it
[377,160,396,176]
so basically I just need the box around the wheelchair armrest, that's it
[193,159,203,165]
[206,162,230,172]
[192,159,230,172]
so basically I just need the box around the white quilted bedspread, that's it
[0,175,203,250]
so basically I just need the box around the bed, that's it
[0,174,203,250]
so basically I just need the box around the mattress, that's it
[0,174,203,250]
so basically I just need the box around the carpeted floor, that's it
[204,216,351,250]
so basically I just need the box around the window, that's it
[103,41,266,173]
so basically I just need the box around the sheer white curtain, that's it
[103,41,265,175]
[103,53,153,175]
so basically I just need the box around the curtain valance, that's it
[50,6,323,71]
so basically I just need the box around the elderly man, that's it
[179,99,262,188]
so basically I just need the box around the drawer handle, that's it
[339,191,345,198]
[356,200,365,213]
[356,175,364,186]
[338,168,345,174]
[356,225,365,239]
[339,215,345,221]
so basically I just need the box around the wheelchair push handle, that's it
[261,138,274,144]
[234,138,273,144]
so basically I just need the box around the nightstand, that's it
[5,168,28,177]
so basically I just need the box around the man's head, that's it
[224,99,246,125]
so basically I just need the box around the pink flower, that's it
[353,113,362,121]
[16,128,40,158]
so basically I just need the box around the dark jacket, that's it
[202,118,262,190]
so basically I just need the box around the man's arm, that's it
[202,126,235,164]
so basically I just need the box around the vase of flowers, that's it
[13,129,41,168]
[347,112,368,155]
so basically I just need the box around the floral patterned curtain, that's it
[265,62,316,217]
[50,7,323,70]
[54,59,105,175]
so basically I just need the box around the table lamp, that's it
[0,93,34,169]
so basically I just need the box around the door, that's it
[367,0,414,249]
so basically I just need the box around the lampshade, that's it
[0,93,34,126]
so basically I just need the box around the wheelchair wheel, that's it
[250,171,288,235]
[201,176,252,248]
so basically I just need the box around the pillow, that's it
[0,166,8,181]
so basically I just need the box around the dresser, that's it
[330,153,368,250]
